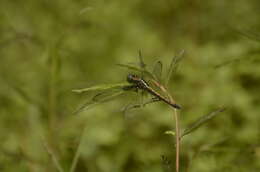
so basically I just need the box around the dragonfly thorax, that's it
[127,74,149,89]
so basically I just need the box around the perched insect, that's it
[72,50,184,114]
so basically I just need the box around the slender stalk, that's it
[151,79,180,172]
[41,137,64,172]
[70,126,86,172]
[48,47,59,132]
[167,93,180,172]
[173,108,180,172]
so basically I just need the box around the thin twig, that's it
[151,79,180,172]
[70,126,86,172]
[173,108,180,172]
[167,95,180,172]
[41,137,64,172]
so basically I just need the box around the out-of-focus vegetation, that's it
[0,0,260,171]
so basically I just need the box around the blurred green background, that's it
[0,0,260,171]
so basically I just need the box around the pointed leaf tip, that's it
[181,107,226,139]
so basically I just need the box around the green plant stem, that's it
[41,136,64,172]
[165,89,180,172]
[173,108,180,172]
[152,79,180,172]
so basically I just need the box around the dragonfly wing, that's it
[138,50,146,70]
[92,89,126,102]
[235,29,260,42]
[117,51,158,80]
[122,97,160,113]
[117,63,155,80]
[72,99,99,115]
[152,60,163,83]
[138,51,161,81]
[165,50,185,86]
[73,89,127,115]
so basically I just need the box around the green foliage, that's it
[0,0,260,171]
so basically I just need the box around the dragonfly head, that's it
[127,74,140,84]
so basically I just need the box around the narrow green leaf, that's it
[181,108,226,138]
[164,130,175,136]
[72,82,131,93]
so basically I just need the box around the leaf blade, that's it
[165,50,185,86]
[181,108,226,138]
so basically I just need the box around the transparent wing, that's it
[72,99,100,115]
[165,50,185,86]
[138,50,146,70]
[138,51,150,106]
[235,29,260,42]
[152,60,163,83]
[138,50,147,81]
[121,97,160,114]
[117,52,156,80]
[116,63,156,80]
[92,89,128,102]
[73,89,128,115]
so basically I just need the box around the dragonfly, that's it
[126,74,180,109]
[72,50,184,115]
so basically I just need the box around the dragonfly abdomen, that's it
[144,86,181,109]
